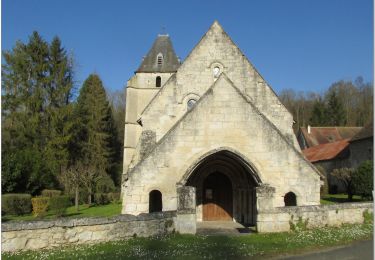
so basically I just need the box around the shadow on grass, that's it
[1,217,10,222]
[322,196,364,203]
[137,234,244,259]
[63,212,83,217]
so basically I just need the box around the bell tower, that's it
[122,34,180,183]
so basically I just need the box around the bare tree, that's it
[59,162,84,211]
[80,162,106,206]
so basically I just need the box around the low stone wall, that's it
[2,211,176,252]
[257,202,373,233]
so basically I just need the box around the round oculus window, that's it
[213,66,220,77]
[187,99,197,110]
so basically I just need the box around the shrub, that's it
[41,189,62,198]
[31,197,49,218]
[49,196,71,217]
[353,160,373,200]
[107,192,121,203]
[2,194,32,215]
[94,193,110,205]
[96,175,116,193]
[363,210,373,224]
[331,168,355,200]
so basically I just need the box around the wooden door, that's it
[203,172,233,221]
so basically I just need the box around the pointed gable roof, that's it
[136,34,180,73]
[129,73,322,180]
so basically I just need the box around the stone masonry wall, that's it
[123,75,321,215]
[257,202,373,233]
[2,211,176,252]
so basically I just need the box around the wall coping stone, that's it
[2,211,176,232]
[259,202,373,214]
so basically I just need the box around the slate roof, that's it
[350,123,373,142]
[299,127,363,147]
[302,139,350,163]
[136,35,180,73]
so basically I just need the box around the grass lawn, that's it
[2,202,122,222]
[2,221,373,260]
[320,193,369,205]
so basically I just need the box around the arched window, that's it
[187,99,197,110]
[284,192,297,206]
[149,190,162,213]
[157,53,163,66]
[156,76,161,87]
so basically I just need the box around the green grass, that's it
[320,193,368,205]
[2,222,373,259]
[2,202,122,222]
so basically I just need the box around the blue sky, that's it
[2,0,373,95]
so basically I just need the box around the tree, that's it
[75,74,118,204]
[309,98,328,126]
[326,90,346,126]
[331,168,356,200]
[278,76,373,128]
[58,162,84,211]
[2,31,75,194]
[107,89,126,186]
[353,160,373,200]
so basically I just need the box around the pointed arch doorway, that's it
[184,149,261,225]
[203,172,233,221]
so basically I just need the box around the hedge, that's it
[41,189,62,198]
[2,194,32,215]
[49,196,71,217]
[31,197,49,218]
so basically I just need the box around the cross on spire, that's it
[161,26,166,35]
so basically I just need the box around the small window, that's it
[149,190,162,213]
[157,53,163,66]
[284,192,297,206]
[187,99,197,110]
[156,76,161,87]
[213,66,220,78]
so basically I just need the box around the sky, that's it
[2,0,374,95]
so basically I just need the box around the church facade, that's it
[121,21,321,226]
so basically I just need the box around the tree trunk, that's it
[348,187,353,201]
[88,185,92,206]
[75,185,79,212]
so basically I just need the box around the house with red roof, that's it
[298,125,373,193]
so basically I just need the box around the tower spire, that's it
[136,34,179,73]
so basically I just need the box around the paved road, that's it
[279,240,373,260]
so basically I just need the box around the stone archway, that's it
[185,150,261,225]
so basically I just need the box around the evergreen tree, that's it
[326,90,346,126]
[2,32,75,194]
[75,74,118,204]
[44,36,75,176]
[309,98,328,126]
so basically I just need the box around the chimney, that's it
[307,125,311,134]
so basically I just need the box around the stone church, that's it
[121,21,321,227]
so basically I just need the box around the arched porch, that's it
[182,150,261,226]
